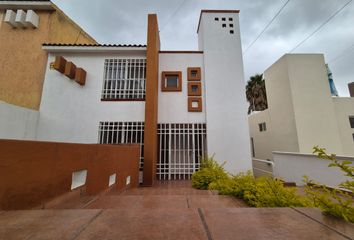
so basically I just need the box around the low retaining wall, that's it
[273,151,354,187]
[0,140,140,210]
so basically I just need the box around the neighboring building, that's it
[0,0,97,110]
[249,54,354,162]
[0,10,252,185]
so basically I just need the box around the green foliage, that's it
[191,156,228,190]
[304,147,354,223]
[192,158,308,208]
[242,177,310,207]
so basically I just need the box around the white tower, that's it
[198,10,252,173]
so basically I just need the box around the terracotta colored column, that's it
[143,14,160,186]
[349,82,354,97]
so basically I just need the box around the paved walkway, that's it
[0,181,353,239]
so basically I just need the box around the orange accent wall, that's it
[143,14,160,186]
[0,140,140,210]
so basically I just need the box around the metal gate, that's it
[157,123,207,180]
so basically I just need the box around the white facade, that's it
[198,12,252,173]
[37,51,146,143]
[249,54,354,160]
[1,11,253,179]
[158,53,205,123]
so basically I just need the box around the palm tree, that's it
[246,74,268,114]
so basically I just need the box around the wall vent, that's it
[4,10,17,27]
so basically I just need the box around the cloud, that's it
[52,0,354,96]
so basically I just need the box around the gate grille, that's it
[157,123,207,180]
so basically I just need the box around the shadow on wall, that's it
[0,140,140,210]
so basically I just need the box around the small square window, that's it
[187,67,201,81]
[215,17,219,21]
[349,117,354,128]
[222,17,226,21]
[188,97,202,112]
[161,71,182,92]
[229,24,233,28]
[229,17,233,21]
[188,82,202,96]
[166,75,178,88]
[222,23,226,28]
[230,30,234,34]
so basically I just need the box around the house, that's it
[0,10,253,185]
[249,54,354,160]
[0,0,97,110]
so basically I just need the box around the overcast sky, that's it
[53,0,354,96]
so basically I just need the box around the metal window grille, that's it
[157,123,207,180]
[101,58,146,100]
[98,122,145,170]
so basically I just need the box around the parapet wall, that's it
[0,140,140,210]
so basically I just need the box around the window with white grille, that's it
[101,58,146,100]
[98,122,144,170]
[157,123,207,180]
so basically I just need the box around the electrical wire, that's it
[328,43,354,63]
[290,0,352,52]
[243,0,291,55]
[160,0,188,31]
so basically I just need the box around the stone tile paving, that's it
[0,181,353,240]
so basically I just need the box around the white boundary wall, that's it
[0,101,38,140]
[273,151,353,187]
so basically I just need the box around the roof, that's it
[0,0,54,10]
[42,43,146,47]
[197,9,240,33]
[42,43,147,53]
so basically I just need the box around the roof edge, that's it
[0,1,54,10]
[197,9,240,33]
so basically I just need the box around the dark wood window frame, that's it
[161,71,182,92]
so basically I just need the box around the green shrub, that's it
[304,147,354,223]
[242,177,310,207]
[192,156,228,190]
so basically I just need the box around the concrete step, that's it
[85,195,247,209]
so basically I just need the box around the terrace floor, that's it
[0,181,353,240]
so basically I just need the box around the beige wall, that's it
[0,6,96,110]
[333,98,354,156]
[286,54,343,154]
[248,110,273,160]
[0,10,51,110]
[264,55,300,154]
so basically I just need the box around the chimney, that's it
[349,82,354,97]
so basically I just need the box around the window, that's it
[188,97,202,112]
[349,117,354,128]
[157,123,207,180]
[222,23,226,28]
[229,17,233,21]
[259,122,266,132]
[230,30,234,34]
[215,17,219,21]
[101,58,146,100]
[187,67,201,81]
[188,82,202,96]
[229,24,233,28]
[352,134,354,142]
[251,138,255,158]
[222,17,226,21]
[161,71,182,92]
[98,121,145,170]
